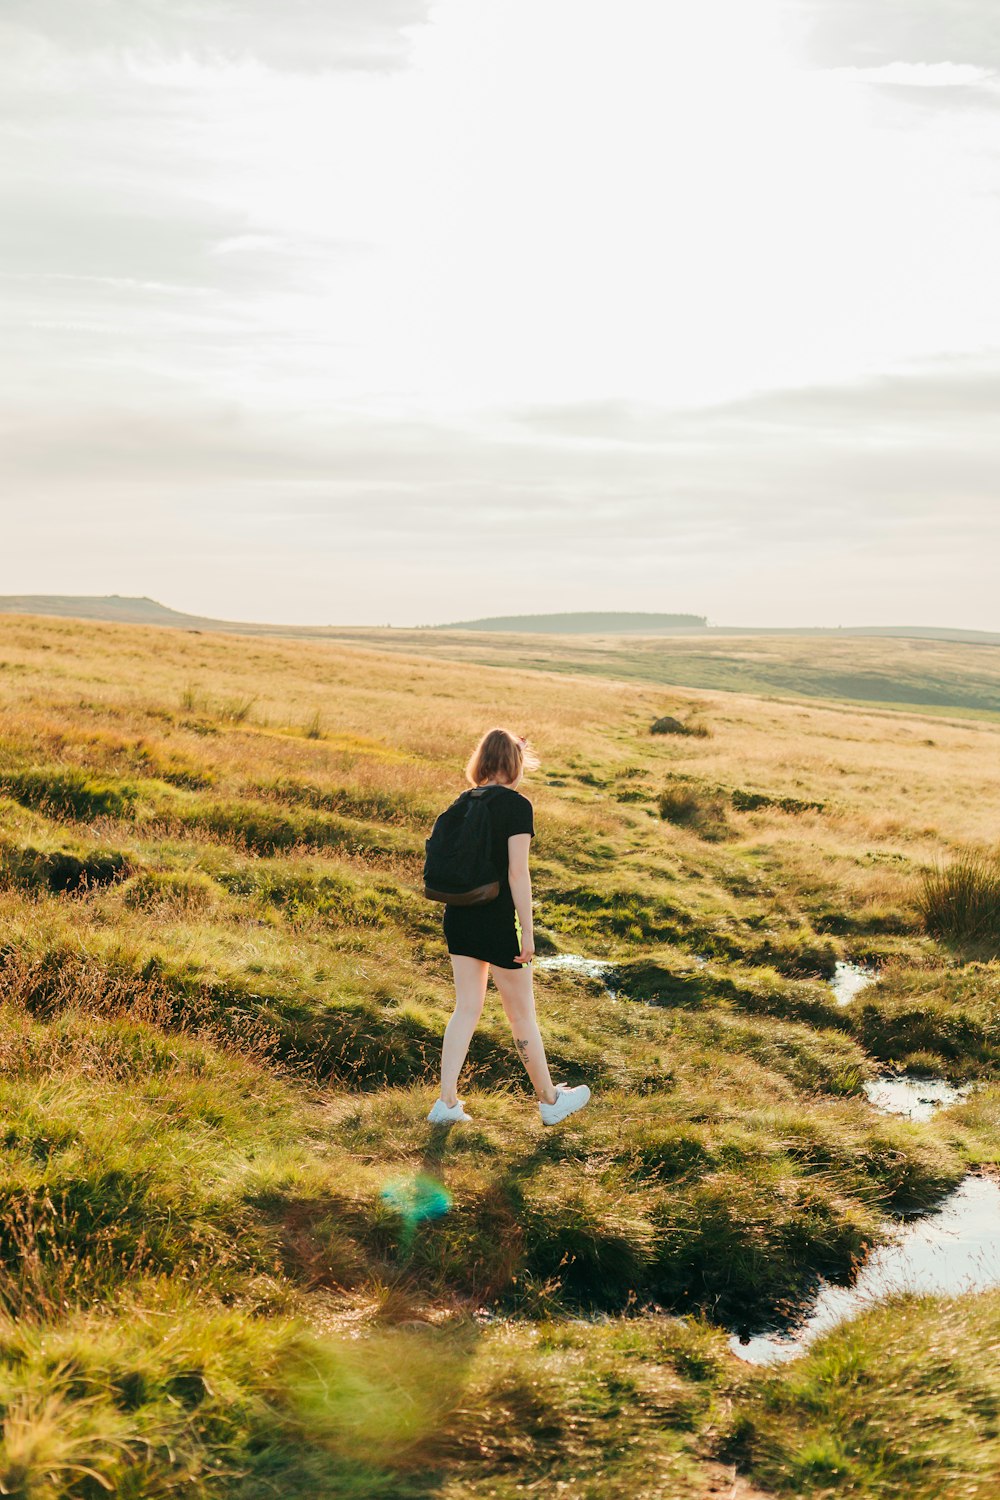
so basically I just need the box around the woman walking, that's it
[427,727,591,1126]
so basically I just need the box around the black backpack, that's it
[423,786,506,905]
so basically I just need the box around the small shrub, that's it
[218,696,257,724]
[650,716,708,737]
[919,850,1000,953]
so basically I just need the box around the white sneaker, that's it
[539,1083,591,1126]
[427,1098,473,1124]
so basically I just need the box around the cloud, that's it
[0,1,431,73]
[2,1,999,628]
[505,363,1000,453]
[833,62,996,88]
[787,1,1000,71]
[4,360,997,529]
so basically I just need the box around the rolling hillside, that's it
[0,612,998,1495]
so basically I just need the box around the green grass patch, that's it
[0,767,140,821]
[850,963,1000,1079]
[171,797,415,861]
[726,1289,1000,1499]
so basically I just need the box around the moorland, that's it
[0,612,998,1498]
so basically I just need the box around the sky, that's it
[2,0,999,628]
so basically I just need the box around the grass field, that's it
[0,612,998,1497]
[318,625,1000,720]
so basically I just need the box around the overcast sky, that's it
[2,0,998,627]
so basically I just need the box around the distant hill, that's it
[0,595,205,626]
[0,595,314,636]
[433,614,1000,646]
[1,598,997,649]
[433,611,708,633]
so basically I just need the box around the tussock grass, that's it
[218,694,257,724]
[0,1289,739,1500]
[658,784,731,841]
[920,849,1000,953]
[0,766,139,821]
[0,1290,469,1499]
[850,962,1000,1079]
[0,838,132,894]
[0,999,959,1333]
[250,773,430,827]
[611,955,847,1027]
[169,795,416,862]
[731,787,825,815]
[215,864,415,929]
[123,869,221,914]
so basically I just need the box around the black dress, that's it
[443,786,535,968]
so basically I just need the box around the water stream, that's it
[730,960,994,1360]
[863,1074,973,1121]
[730,1175,1000,1365]
[829,959,876,1006]
[542,948,997,1363]
[535,953,614,982]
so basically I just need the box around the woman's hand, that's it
[516,940,535,966]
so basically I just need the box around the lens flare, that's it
[381,1174,452,1229]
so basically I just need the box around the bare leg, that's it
[491,964,558,1105]
[439,955,489,1106]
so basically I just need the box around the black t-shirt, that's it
[442,787,534,967]
[480,786,534,897]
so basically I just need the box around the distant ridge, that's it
[0,597,997,647]
[0,595,207,626]
[434,615,1000,645]
[433,611,708,634]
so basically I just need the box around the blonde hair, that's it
[465,727,540,787]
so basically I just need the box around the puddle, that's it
[535,954,618,996]
[864,1074,973,1122]
[829,960,876,1006]
[731,1175,1000,1365]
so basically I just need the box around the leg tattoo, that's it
[515,1037,530,1066]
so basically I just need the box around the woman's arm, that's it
[507,832,534,964]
